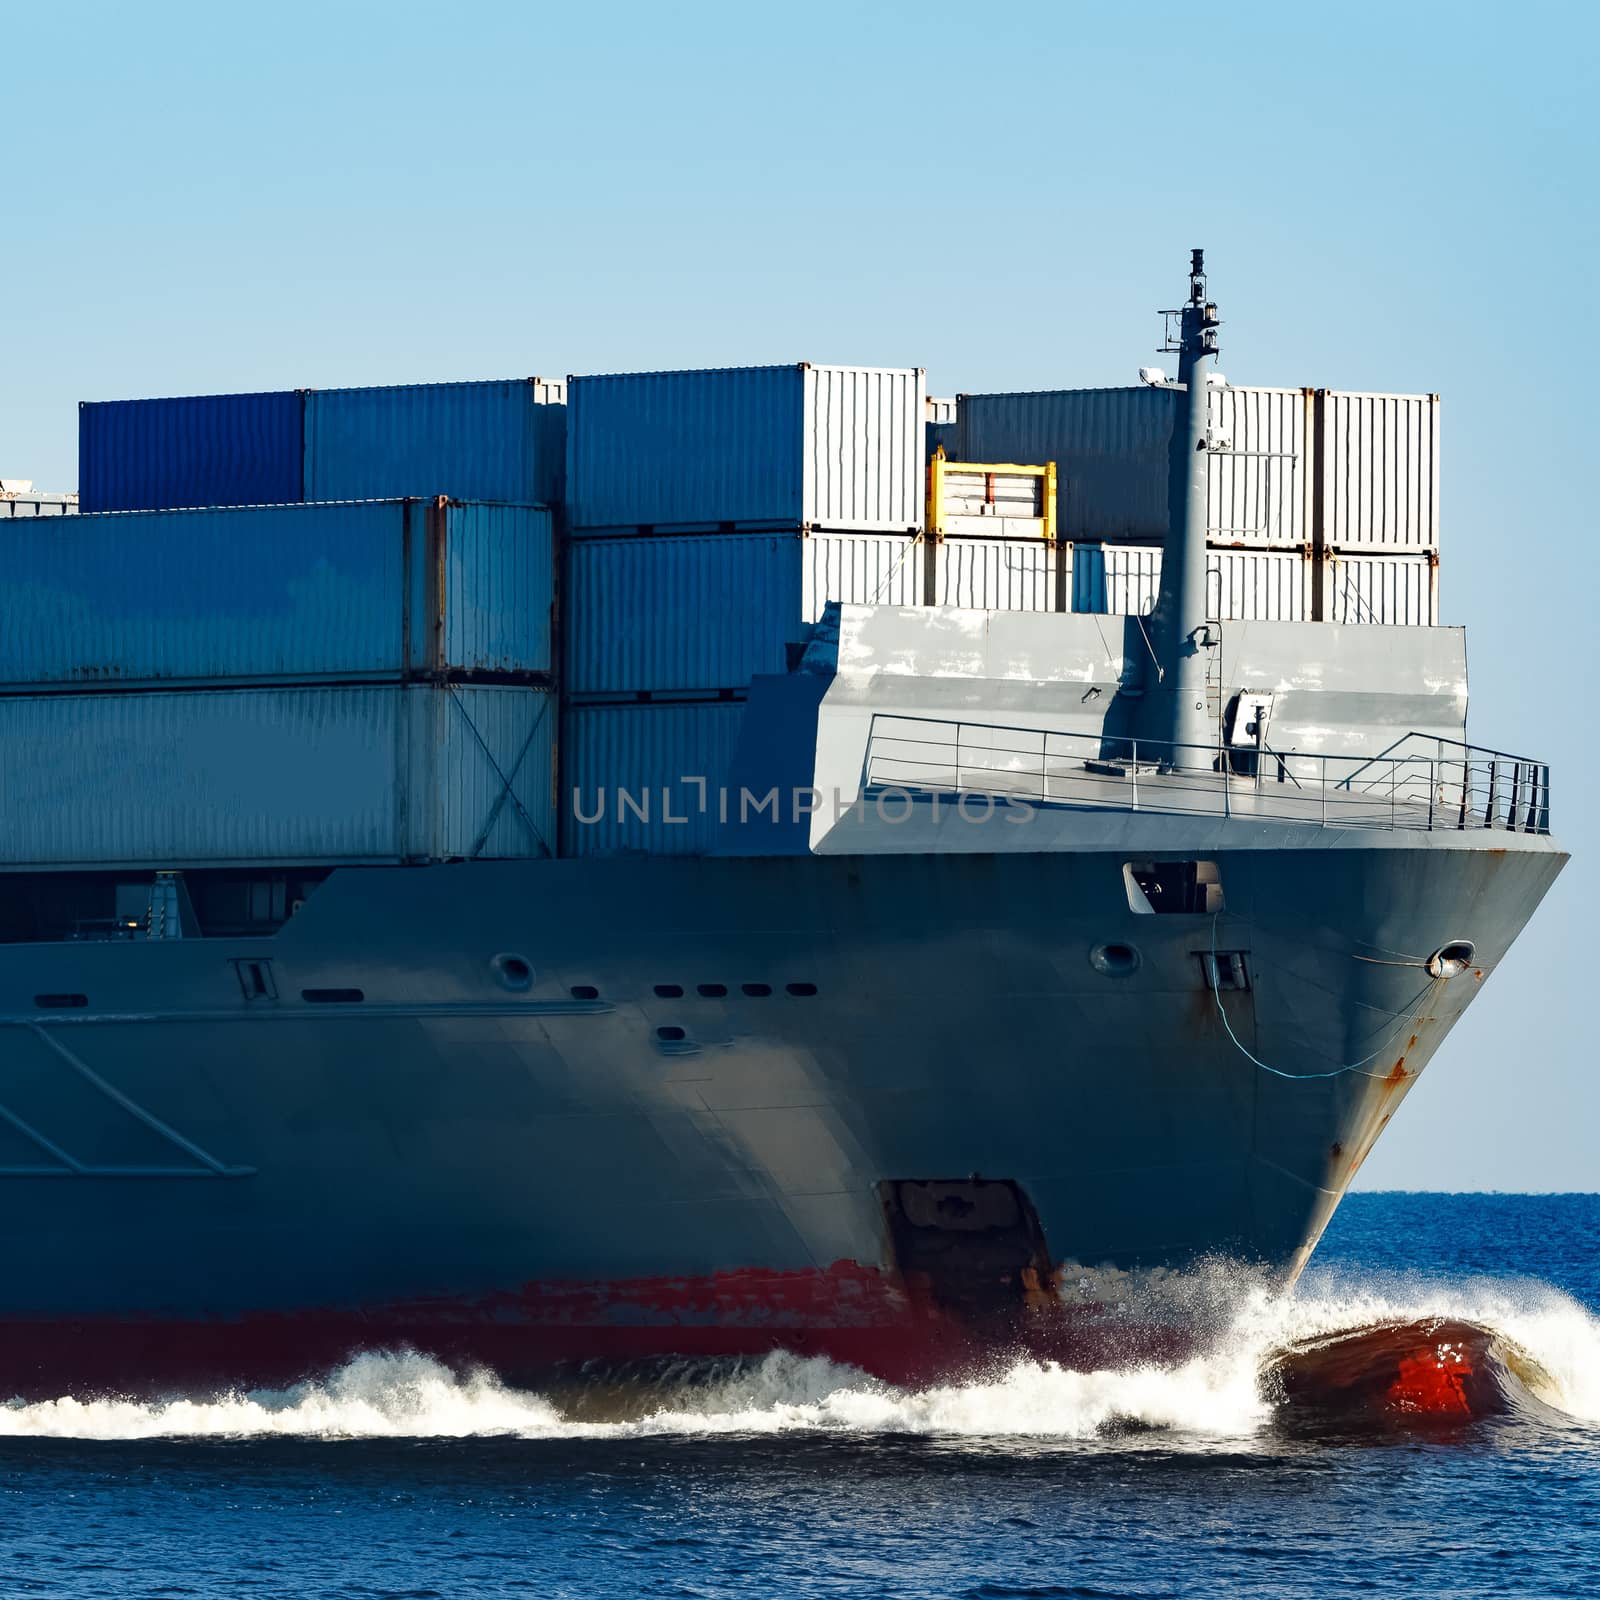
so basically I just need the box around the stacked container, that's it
[957,385,1440,624]
[78,378,567,512]
[561,363,926,856]
[12,379,561,868]
[926,454,1063,613]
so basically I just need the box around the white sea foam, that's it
[1,1274,1596,1442]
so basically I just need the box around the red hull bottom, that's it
[0,1263,1194,1400]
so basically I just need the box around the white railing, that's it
[861,718,1551,834]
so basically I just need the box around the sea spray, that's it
[1,1271,1595,1442]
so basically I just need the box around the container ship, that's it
[0,255,1564,1395]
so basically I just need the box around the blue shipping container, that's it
[562,700,747,857]
[78,390,304,513]
[304,379,566,506]
[0,499,553,686]
[567,364,924,533]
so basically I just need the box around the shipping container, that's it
[304,378,566,506]
[1074,545,1312,622]
[925,397,958,425]
[959,386,1172,540]
[1207,386,1309,544]
[562,700,746,857]
[1072,543,1164,616]
[0,684,554,867]
[1320,392,1439,550]
[565,531,923,695]
[803,530,924,620]
[961,385,1431,552]
[79,390,304,513]
[567,364,925,533]
[1207,548,1310,622]
[1328,551,1438,626]
[933,538,1060,612]
[0,499,553,688]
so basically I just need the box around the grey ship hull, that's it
[0,821,1564,1395]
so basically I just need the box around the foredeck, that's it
[862,717,1552,835]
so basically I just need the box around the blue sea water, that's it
[2,1193,1598,1600]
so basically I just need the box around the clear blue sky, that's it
[4,1,1593,1188]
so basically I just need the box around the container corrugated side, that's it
[0,684,554,867]
[934,538,1058,612]
[568,364,923,533]
[1328,552,1438,625]
[78,390,304,513]
[1207,549,1309,622]
[1073,545,1308,620]
[959,386,1174,540]
[1072,543,1163,615]
[801,531,924,622]
[803,364,924,532]
[566,535,802,695]
[563,700,746,856]
[305,379,564,506]
[0,499,552,687]
[442,502,554,675]
[1321,392,1440,550]
[1208,387,1309,544]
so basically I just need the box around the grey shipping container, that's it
[563,700,747,857]
[565,531,924,695]
[304,378,566,506]
[0,684,554,867]
[567,364,925,533]
[960,385,1433,552]
[0,499,554,688]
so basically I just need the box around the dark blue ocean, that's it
[3,1193,1598,1599]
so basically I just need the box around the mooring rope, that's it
[1207,913,1442,1081]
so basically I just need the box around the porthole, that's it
[786,982,818,997]
[741,983,772,998]
[302,988,365,1004]
[1427,941,1475,980]
[1089,943,1140,978]
[570,985,600,1000]
[491,953,534,992]
[654,984,684,998]
[697,983,728,998]
[656,1025,686,1041]
[34,993,88,1009]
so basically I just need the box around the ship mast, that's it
[1144,248,1221,763]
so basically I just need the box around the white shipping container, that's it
[566,532,924,695]
[0,685,554,867]
[934,538,1059,612]
[801,531,924,621]
[0,499,553,688]
[1073,544,1164,616]
[563,700,747,857]
[1207,387,1309,544]
[1321,392,1440,550]
[1074,545,1312,621]
[1328,552,1438,626]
